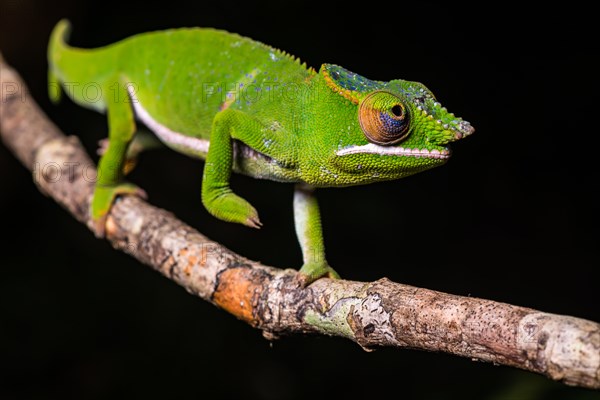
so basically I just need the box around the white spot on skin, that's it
[336,143,450,159]
[127,86,209,154]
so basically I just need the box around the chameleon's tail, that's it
[47,19,116,109]
[47,19,71,103]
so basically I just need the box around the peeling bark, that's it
[1,54,598,390]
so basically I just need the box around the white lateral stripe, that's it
[127,86,210,154]
[336,143,450,159]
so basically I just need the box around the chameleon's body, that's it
[48,20,473,282]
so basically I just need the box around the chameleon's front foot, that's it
[202,189,262,229]
[91,182,147,238]
[297,262,341,286]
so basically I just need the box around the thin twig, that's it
[1,54,598,390]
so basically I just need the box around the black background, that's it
[1,1,598,399]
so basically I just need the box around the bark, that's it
[1,54,598,390]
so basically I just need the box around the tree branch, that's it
[1,54,598,390]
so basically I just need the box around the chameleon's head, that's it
[318,64,474,184]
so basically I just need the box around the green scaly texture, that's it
[48,19,473,283]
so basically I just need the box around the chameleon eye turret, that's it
[358,91,410,146]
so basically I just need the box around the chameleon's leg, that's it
[201,109,262,228]
[91,80,146,237]
[97,129,164,175]
[294,184,340,285]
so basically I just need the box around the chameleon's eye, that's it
[358,91,411,146]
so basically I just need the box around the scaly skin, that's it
[48,19,474,284]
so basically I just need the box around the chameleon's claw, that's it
[297,263,341,287]
[97,138,110,156]
[246,215,263,229]
[92,213,109,239]
[132,186,148,200]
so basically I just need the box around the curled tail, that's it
[47,19,71,103]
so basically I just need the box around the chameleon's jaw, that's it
[336,143,451,159]
[327,142,451,185]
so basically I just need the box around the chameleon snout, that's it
[444,119,475,143]
[426,119,474,145]
[454,120,475,141]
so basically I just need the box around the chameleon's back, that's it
[48,19,312,138]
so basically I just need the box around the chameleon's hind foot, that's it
[91,182,147,238]
[297,262,340,287]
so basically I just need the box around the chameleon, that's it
[47,19,474,284]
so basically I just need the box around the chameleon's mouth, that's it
[336,143,450,159]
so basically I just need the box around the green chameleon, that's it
[47,19,473,284]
